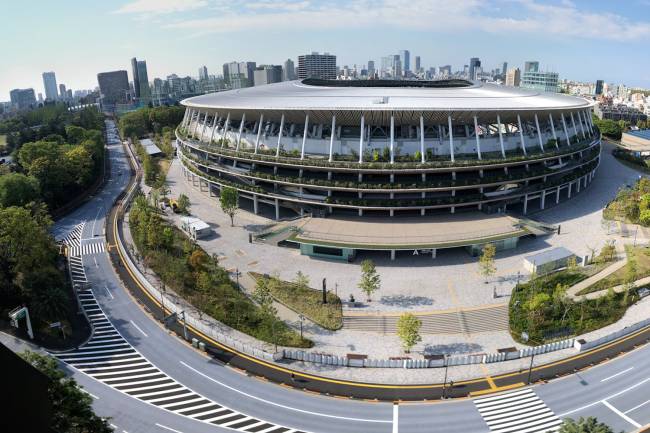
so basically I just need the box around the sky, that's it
[2,0,650,101]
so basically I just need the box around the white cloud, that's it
[114,0,208,15]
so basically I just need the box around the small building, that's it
[523,247,576,275]
[140,138,163,156]
[180,216,211,240]
[621,130,650,157]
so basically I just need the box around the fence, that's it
[575,317,650,352]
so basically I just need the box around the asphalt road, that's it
[42,124,650,433]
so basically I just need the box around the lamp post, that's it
[234,268,241,290]
[322,278,327,304]
[442,354,449,399]
[521,332,540,385]
[160,282,166,321]
[299,314,305,339]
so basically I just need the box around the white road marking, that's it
[104,286,114,300]
[392,403,399,433]
[91,205,103,236]
[559,377,650,416]
[130,320,148,337]
[600,367,634,382]
[94,257,98,268]
[624,399,650,414]
[602,401,641,428]
[81,389,99,399]
[180,361,392,423]
[155,424,183,433]
[110,424,118,429]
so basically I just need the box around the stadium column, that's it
[221,113,231,148]
[561,113,570,146]
[576,110,586,139]
[570,111,580,140]
[181,109,189,128]
[359,114,365,163]
[301,114,309,160]
[419,115,425,163]
[585,110,594,135]
[253,195,258,214]
[473,115,482,160]
[390,114,395,164]
[447,115,454,162]
[534,114,544,152]
[254,114,264,154]
[209,114,219,145]
[200,112,209,142]
[236,113,246,150]
[183,108,192,128]
[549,114,559,149]
[517,114,527,156]
[496,115,506,158]
[276,114,285,158]
[192,110,202,138]
[328,115,336,162]
[523,194,528,214]
[275,198,280,220]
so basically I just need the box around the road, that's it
[40,123,650,433]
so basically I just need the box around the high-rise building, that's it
[524,61,539,73]
[283,59,295,81]
[10,88,37,110]
[130,58,140,98]
[42,71,58,101]
[414,56,421,73]
[439,65,452,76]
[521,70,559,92]
[399,50,410,73]
[505,68,521,87]
[254,65,283,86]
[223,61,256,87]
[59,84,67,100]
[97,70,130,109]
[468,57,481,80]
[131,58,151,105]
[595,80,604,95]
[501,62,508,77]
[392,55,402,78]
[367,60,375,77]
[198,66,209,81]
[297,52,336,80]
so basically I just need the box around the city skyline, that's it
[3,0,650,100]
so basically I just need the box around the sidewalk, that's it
[567,256,627,300]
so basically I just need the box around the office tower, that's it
[199,66,209,81]
[468,57,481,80]
[399,50,410,73]
[42,71,58,101]
[130,58,140,98]
[524,61,539,73]
[414,56,421,73]
[505,68,521,87]
[502,62,508,77]
[131,58,151,104]
[254,65,283,86]
[97,70,130,108]
[521,70,559,92]
[223,61,256,87]
[392,55,402,78]
[439,65,452,76]
[367,60,375,77]
[297,52,336,80]
[59,84,67,100]
[595,80,604,95]
[37,93,43,103]
[10,88,37,110]
[283,59,296,81]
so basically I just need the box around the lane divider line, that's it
[600,367,634,382]
[392,403,398,433]
[130,320,149,338]
[602,400,641,428]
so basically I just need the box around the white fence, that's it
[575,317,650,352]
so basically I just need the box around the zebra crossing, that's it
[56,229,307,433]
[70,239,106,257]
[58,222,84,249]
[474,388,562,433]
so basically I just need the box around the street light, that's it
[442,354,449,399]
[299,314,305,339]
[234,268,241,290]
[521,332,540,385]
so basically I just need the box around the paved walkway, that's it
[567,256,627,300]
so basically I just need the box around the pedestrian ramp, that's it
[474,388,562,433]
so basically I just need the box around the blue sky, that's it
[2,0,650,101]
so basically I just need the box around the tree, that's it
[396,313,422,353]
[0,173,40,207]
[479,243,497,283]
[220,186,239,226]
[253,277,276,317]
[293,271,309,290]
[177,193,191,215]
[598,241,616,263]
[19,351,113,433]
[558,417,616,433]
[358,259,381,302]
[566,255,578,272]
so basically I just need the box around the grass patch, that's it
[249,272,343,330]
[577,245,650,295]
[129,195,312,348]
[0,134,6,149]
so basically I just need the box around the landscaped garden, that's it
[128,194,312,348]
[577,245,650,295]
[603,177,650,225]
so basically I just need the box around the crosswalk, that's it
[55,227,307,433]
[70,239,106,257]
[474,388,562,433]
[58,222,84,249]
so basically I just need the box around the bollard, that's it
[198,342,205,351]
[192,338,199,348]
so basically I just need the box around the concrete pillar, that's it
[390,250,396,261]
[390,209,394,217]
[448,115,455,162]
[540,191,546,210]
[192,110,202,138]
[568,182,572,198]
[585,109,594,135]
[328,115,336,162]
[431,248,437,259]
[534,114,544,152]
[301,114,309,160]
[577,110,586,139]
[517,114,527,155]
[358,114,365,163]
[420,115,426,162]
[276,114,285,157]
[556,187,561,204]
[254,114,264,154]
[474,115,482,160]
[221,113,231,147]
[209,114,219,145]
[200,113,209,142]
[549,114,559,149]
[561,113,570,146]
[275,199,280,220]
[358,208,363,216]
[451,206,455,214]
[390,114,395,164]
[236,113,246,150]
[181,108,190,128]
[570,111,580,140]
[253,195,259,214]
[497,114,506,158]
[420,208,425,216]
[523,194,528,214]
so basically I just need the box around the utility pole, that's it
[322,278,327,304]
[299,314,305,339]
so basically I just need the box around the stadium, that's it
[176,79,600,260]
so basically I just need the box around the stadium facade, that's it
[176,79,600,220]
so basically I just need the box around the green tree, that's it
[598,241,616,263]
[293,271,309,290]
[479,243,497,283]
[396,313,422,353]
[176,193,191,215]
[220,186,239,226]
[253,277,276,317]
[358,259,381,302]
[0,173,40,207]
[558,417,616,433]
